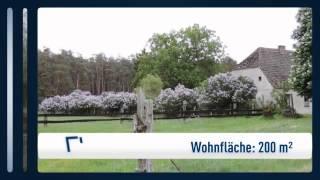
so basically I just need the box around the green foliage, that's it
[256,96,276,118]
[133,24,225,89]
[272,81,291,114]
[219,56,237,72]
[282,107,301,118]
[272,82,301,118]
[139,74,164,99]
[289,8,312,98]
[38,49,135,100]
[197,79,208,92]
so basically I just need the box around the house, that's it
[231,45,312,114]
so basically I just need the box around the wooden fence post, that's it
[182,100,187,122]
[133,88,153,172]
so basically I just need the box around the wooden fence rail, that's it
[38,109,262,125]
[38,109,262,117]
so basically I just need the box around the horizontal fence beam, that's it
[38,109,263,117]
[38,109,263,124]
[38,118,132,124]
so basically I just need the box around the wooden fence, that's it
[38,108,262,125]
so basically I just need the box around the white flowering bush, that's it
[174,84,198,108]
[232,76,258,103]
[122,92,137,112]
[100,91,137,113]
[84,95,103,110]
[155,84,198,112]
[155,88,178,112]
[195,86,211,109]
[67,90,98,112]
[200,73,257,108]
[39,74,257,114]
[39,90,136,114]
[39,95,69,113]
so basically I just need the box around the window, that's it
[258,76,262,81]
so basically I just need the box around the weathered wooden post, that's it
[120,104,126,124]
[133,88,153,172]
[182,100,187,122]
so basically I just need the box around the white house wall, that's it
[231,67,274,103]
[288,90,312,114]
[231,68,312,114]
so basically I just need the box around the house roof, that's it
[233,46,294,88]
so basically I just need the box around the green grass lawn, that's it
[38,115,312,172]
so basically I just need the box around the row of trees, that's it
[39,73,257,114]
[38,49,135,99]
[38,24,237,100]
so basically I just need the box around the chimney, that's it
[278,45,286,54]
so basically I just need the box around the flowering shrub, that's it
[39,95,69,113]
[200,73,257,108]
[233,76,258,103]
[39,90,136,114]
[155,84,198,112]
[67,90,100,112]
[84,95,103,110]
[155,88,178,111]
[101,91,136,113]
[195,86,211,109]
[174,84,198,108]
[39,74,256,114]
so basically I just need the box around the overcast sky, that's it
[38,8,299,62]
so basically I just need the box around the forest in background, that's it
[38,49,135,99]
[38,48,236,99]
[38,24,237,100]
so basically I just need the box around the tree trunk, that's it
[96,65,101,95]
[76,73,80,89]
